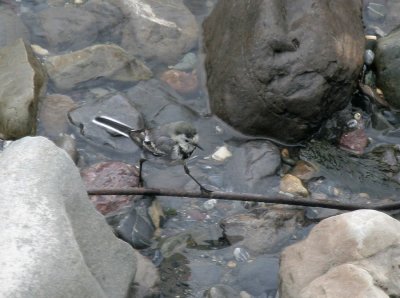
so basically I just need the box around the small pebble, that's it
[31,44,49,56]
[226,261,237,268]
[280,174,309,197]
[203,199,217,210]
[364,49,375,66]
[211,146,232,161]
[233,247,250,262]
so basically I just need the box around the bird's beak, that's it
[194,143,203,150]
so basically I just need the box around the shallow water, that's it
[3,0,400,296]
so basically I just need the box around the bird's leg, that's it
[183,162,212,194]
[138,158,147,187]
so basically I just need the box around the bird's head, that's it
[170,122,203,157]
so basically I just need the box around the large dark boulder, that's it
[203,0,364,143]
[375,28,400,109]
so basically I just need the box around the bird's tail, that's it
[92,116,134,138]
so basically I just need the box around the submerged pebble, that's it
[280,174,309,197]
[203,199,217,210]
[364,49,375,65]
[233,247,250,262]
[168,52,197,71]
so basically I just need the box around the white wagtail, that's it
[92,116,210,192]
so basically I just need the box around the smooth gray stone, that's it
[0,137,136,298]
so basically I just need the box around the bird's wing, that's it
[151,135,176,157]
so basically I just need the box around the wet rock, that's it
[204,284,240,298]
[203,0,364,143]
[130,249,160,297]
[280,174,308,197]
[83,0,125,44]
[300,140,400,197]
[168,52,197,71]
[113,196,161,249]
[38,94,77,138]
[69,93,144,153]
[22,2,124,52]
[0,39,46,139]
[54,134,79,164]
[159,232,191,258]
[81,161,140,215]
[290,160,319,182]
[338,127,369,155]
[220,207,304,256]
[236,255,279,297]
[126,79,199,125]
[190,263,223,287]
[160,69,199,95]
[22,7,98,51]
[0,137,137,297]
[45,44,152,90]
[0,8,29,47]
[365,1,387,22]
[120,0,199,64]
[224,140,281,193]
[365,1,400,36]
[279,210,400,298]
[375,28,400,108]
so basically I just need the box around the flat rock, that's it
[38,94,77,138]
[224,140,281,193]
[120,0,199,64]
[0,8,29,47]
[0,39,46,139]
[45,43,152,90]
[69,93,145,153]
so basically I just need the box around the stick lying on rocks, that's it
[87,187,400,211]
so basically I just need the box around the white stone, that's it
[279,210,400,298]
[212,145,232,161]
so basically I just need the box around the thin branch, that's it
[86,187,400,211]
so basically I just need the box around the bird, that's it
[92,116,210,192]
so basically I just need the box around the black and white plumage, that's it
[92,116,209,192]
[92,116,201,161]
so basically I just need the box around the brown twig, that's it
[86,187,400,211]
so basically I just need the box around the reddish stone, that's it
[160,69,198,95]
[81,161,139,215]
[339,128,368,155]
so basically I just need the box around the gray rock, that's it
[120,0,199,64]
[45,44,152,90]
[375,28,400,108]
[0,39,46,139]
[69,93,144,153]
[221,207,304,255]
[203,0,364,143]
[22,7,98,51]
[224,140,281,193]
[0,8,29,47]
[236,255,279,296]
[54,134,79,164]
[38,94,77,138]
[204,284,240,298]
[0,137,137,297]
